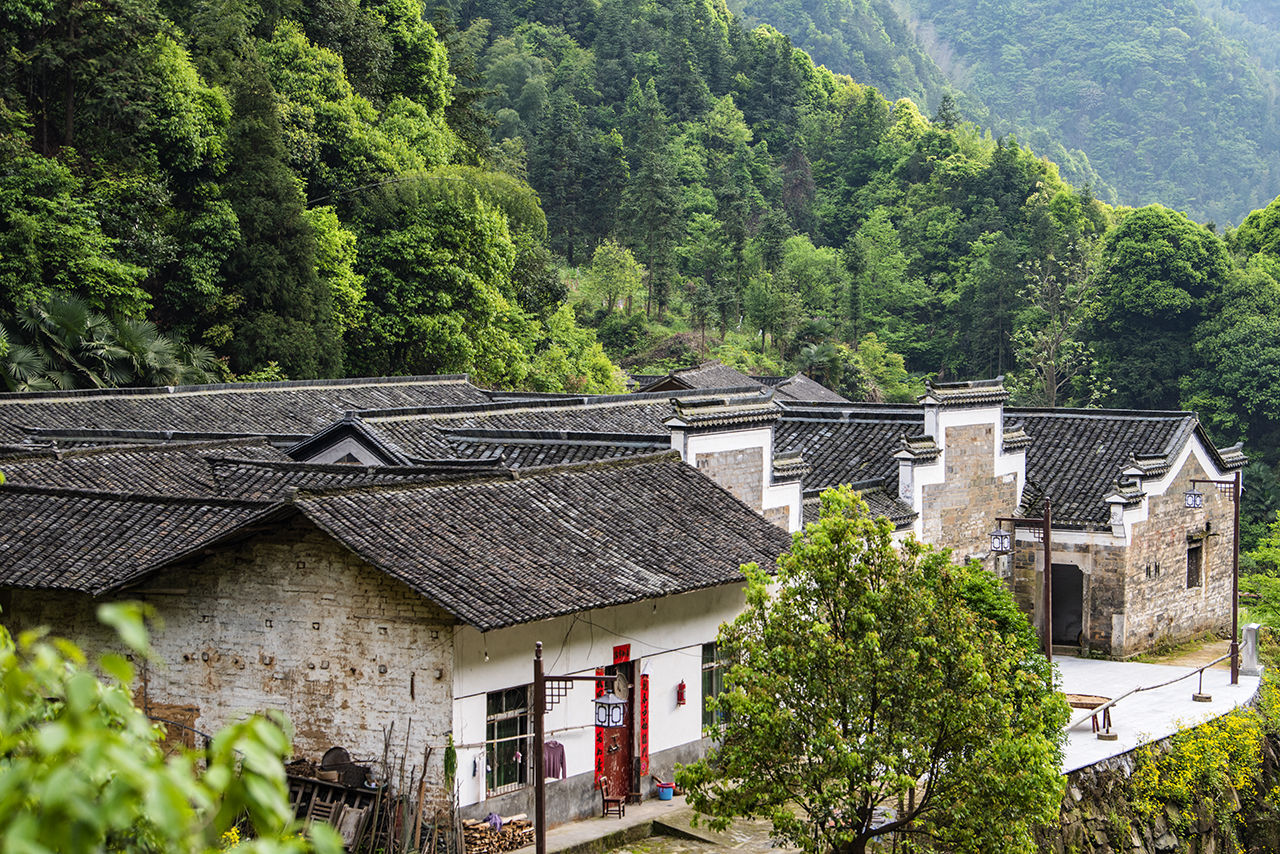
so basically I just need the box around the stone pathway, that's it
[1138,637,1232,669]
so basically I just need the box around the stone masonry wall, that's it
[1010,539,1127,654]
[1,516,455,808]
[920,423,1019,557]
[1121,459,1233,657]
[695,446,763,511]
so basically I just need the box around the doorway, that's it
[1051,563,1084,646]
[598,661,633,800]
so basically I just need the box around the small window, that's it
[1187,542,1203,588]
[485,686,530,795]
[701,642,726,731]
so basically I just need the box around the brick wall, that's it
[1,516,455,807]
[695,447,763,510]
[1121,461,1232,656]
[920,423,1019,557]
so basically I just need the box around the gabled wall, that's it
[1,517,455,807]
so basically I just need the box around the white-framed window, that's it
[701,642,726,731]
[485,686,530,795]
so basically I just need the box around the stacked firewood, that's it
[461,814,533,854]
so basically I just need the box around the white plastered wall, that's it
[901,404,1026,542]
[669,425,803,532]
[449,583,746,808]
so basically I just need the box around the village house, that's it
[0,368,1246,825]
[0,444,790,824]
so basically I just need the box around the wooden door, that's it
[598,661,633,798]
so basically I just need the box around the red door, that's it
[596,660,634,799]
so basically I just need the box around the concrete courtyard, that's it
[1057,654,1262,772]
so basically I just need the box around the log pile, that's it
[462,814,533,854]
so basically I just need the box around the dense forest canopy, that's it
[3,0,1280,542]
[733,0,1280,226]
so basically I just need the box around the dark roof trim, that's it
[20,427,306,444]
[0,482,280,508]
[354,386,769,421]
[285,417,414,465]
[440,428,669,446]
[0,375,474,403]
[0,436,275,463]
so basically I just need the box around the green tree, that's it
[1092,205,1231,410]
[677,487,1068,854]
[620,80,684,318]
[577,240,644,316]
[220,59,343,379]
[0,602,340,853]
[350,177,532,386]
[1010,241,1106,408]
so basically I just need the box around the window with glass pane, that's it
[701,642,726,730]
[485,686,530,795]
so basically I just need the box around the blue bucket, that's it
[656,783,674,801]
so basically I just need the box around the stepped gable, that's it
[775,402,924,494]
[1010,408,1245,526]
[0,375,491,444]
[918,376,1010,407]
[354,387,765,460]
[438,429,669,468]
[0,439,289,495]
[291,452,792,631]
[0,485,282,592]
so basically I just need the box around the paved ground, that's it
[1057,654,1261,772]
[1136,637,1233,669]
[508,796,796,854]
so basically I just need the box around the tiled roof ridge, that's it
[920,376,1009,406]
[780,408,923,423]
[355,386,768,422]
[439,427,669,445]
[0,436,274,463]
[290,450,685,500]
[1007,406,1195,419]
[0,481,280,509]
[22,427,300,442]
[204,455,503,475]
[0,374,474,404]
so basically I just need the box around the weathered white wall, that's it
[3,517,455,807]
[450,582,746,808]
[671,425,802,532]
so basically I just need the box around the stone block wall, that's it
[1,516,455,808]
[1121,462,1233,657]
[695,446,763,511]
[920,423,1019,557]
[1010,539,1127,654]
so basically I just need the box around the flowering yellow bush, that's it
[1129,672,1278,853]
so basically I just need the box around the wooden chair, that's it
[599,777,625,819]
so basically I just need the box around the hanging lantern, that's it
[1184,486,1205,510]
[594,689,626,727]
[989,525,1012,554]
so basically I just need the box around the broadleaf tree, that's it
[677,486,1068,854]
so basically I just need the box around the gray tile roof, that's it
[439,430,669,468]
[0,439,290,494]
[294,453,792,631]
[635,361,849,403]
[0,486,282,592]
[0,454,791,630]
[775,404,924,492]
[205,457,509,500]
[0,375,491,443]
[356,389,768,460]
[1009,408,1241,525]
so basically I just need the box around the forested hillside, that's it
[4,0,1280,541]
[738,0,1280,225]
[0,0,621,391]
